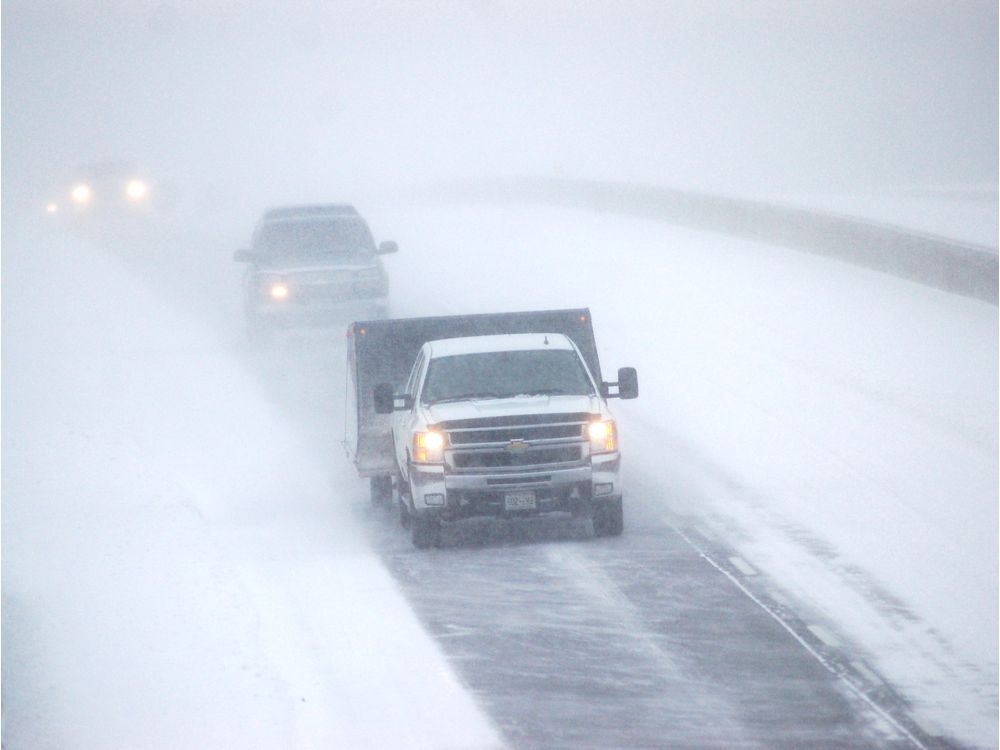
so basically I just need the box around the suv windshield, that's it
[255,218,375,257]
[422,349,595,404]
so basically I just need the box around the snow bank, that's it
[423,178,999,303]
[772,188,999,249]
[1,221,502,750]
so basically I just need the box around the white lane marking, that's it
[807,624,841,648]
[676,528,929,750]
[728,556,757,576]
[851,660,883,686]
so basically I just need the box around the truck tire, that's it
[411,514,440,549]
[397,474,411,527]
[369,475,392,508]
[593,497,624,537]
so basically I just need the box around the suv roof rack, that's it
[262,204,359,220]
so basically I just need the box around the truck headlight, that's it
[413,430,444,463]
[269,282,290,300]
[588,420,617,453]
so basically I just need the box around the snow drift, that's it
[1,220,503,750]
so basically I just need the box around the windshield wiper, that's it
[517,388,566,396]
[425,392,504,405]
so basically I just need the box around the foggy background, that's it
[4,0,997,217]
[3,3,998,749]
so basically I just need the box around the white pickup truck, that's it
[344,309,638,548]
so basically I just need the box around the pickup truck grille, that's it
[441,412,592,474]
[453,445,582,469]
[449,423,583,445]
[438,412,592,429]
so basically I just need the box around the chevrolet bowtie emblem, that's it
[506,439,530,453]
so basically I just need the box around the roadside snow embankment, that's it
[1,223,502,750]
[431,179,998,303]
[776,188,999,249]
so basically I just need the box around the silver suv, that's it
[234,204,397,339]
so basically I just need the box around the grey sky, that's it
[3,0,996,207]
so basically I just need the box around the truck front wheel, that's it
[396,474,411,528]
[593,497,624,537]
[369,475,392,508]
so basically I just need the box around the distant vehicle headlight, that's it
[46,203,59,214]
[71,183,92,204]
[269,282,290,301]
[125,179,149,202]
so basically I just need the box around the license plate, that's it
[504,490,536,511]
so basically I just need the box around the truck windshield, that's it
[422,349,596,404]
[255,218,375,257]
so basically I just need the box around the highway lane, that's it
[368,512,911,748]
[245,334,939,750]
[73,206,978,748]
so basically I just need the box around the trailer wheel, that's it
[593,497,624,537]
[369,475,392,508]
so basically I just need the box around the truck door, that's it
[394,348,426,480]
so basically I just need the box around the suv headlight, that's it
[413,430,445,463]
[258,276,289,301]
[588,419,617,454]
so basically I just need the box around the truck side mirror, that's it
[617,367,638,399]
[602,367,638,399]
[233,248,255,262]
[374,383,413,413]
[377,240,398,255]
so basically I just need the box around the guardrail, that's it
[432,178,998,305]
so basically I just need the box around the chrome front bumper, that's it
[409,452,621,513]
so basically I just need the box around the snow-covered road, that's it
[3,197,996,749]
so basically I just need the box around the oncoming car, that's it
[46,161,153,217]
[234,204,398,339]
